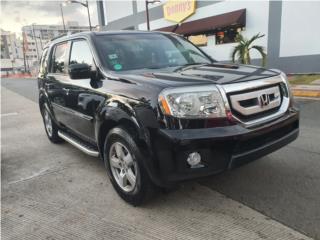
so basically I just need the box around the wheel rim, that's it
[43,109,53,137]
[109,142,138,192]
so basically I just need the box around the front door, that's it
[46,41,71,126]
[63,39,105,142]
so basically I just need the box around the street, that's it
[1,78,320,240]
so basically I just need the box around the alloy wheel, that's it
[109,142,138,192]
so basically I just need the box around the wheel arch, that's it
[38,91,47,110]
[97,115,150,160]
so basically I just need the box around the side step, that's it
[58,131,99,157]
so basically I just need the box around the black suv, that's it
[38,31,299,205]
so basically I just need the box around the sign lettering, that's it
[163,0,196,23]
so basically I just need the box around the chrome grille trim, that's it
[217,74,290,128]
[229,86,281,116]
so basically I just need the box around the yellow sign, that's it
[163,0,196,23]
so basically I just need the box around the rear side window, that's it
[69,40,93,67]
[51,42,68,73]
[39,48,48,74]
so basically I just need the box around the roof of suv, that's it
[45,30,173,48]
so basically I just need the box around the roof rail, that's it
[50,33,68,42]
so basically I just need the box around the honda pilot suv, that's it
[38,31,299,205]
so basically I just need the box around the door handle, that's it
[62,88,70,95]
[45,83,53,89]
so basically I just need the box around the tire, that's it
[103,127,155,206]
[40,103,63,143]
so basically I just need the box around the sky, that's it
[0,0,99,37]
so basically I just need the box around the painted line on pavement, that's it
[1,112,18,117]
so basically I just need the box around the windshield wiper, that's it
[143,66,166,69]
[139,63,209,71]
[174,63,209,72]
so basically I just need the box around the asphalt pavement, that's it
[1,78,320,239]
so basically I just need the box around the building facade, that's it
[1,29,24,74]
[96,0,320,73]
[22,22,90,66]
[0,29,23,60]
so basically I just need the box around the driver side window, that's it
[69,40,93,67]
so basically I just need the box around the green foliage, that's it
[288,74,320,85]
[231,33,266,67]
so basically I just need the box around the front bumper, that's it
[150,108,299,187]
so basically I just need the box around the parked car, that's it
[38,31,299,205]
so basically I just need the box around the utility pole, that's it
[22,33,27,72]
[145,0,161,31]
[60,3,66,32]
[22,31,29,72]
[38,29,43,50]
[145,0,150,31]
[67,0,92,31]
[86,0,92,31]
[96,0,105,26]
[11,59,15,74]
[23,51,27,72]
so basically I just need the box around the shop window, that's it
[186,27,244,47]
[215,27,243,45]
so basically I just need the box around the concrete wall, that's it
[280,1,320,58]
[99,0,320,73]
[265,1,320,73]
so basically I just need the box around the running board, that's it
[58,131,99,157]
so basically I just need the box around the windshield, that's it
[95,33,212,71]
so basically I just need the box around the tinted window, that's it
[69,40,93,67]
[95,33,212,72]
[52,42,68,73]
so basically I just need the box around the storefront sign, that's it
[163,0,196,23]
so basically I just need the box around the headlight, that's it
[158,85,226,119]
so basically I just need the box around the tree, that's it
[231,33,266,67]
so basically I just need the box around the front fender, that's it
[96,103,148,151]
[38,89,61,127]
[96,99,164,187]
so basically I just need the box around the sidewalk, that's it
[2,87,312,240]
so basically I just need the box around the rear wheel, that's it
[104,127,155,205]
[41,104,63,143]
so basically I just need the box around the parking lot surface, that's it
[2,78,319,239]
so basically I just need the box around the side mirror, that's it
[68,63,91,79]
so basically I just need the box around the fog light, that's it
[187,152,201,167]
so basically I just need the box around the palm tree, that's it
[231,33,266,67]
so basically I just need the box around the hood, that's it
[112,63,280,88]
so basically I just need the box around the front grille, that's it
[227,84,283,121]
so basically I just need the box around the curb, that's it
[292,89,320,98]
[1,74,33,79]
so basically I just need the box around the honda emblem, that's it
[259,94,270,107]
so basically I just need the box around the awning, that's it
[157,9,246,35]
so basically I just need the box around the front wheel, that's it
[41,104,63,143]
[104,127,155,206]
